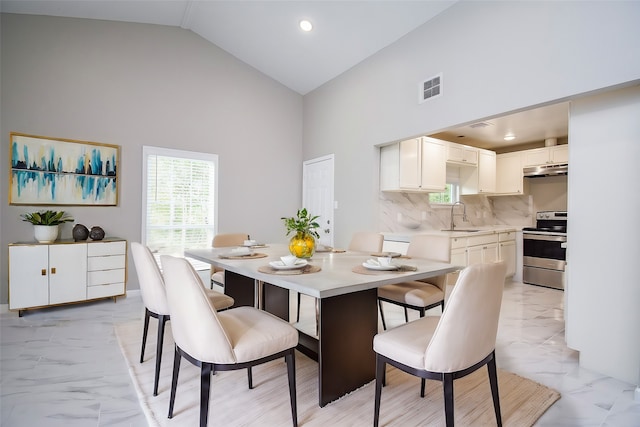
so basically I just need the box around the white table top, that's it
[185,244,460,299]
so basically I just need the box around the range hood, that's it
[523,163,568,178]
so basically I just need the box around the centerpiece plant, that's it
[281,208,320,259]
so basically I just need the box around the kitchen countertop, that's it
[383,225,523,243]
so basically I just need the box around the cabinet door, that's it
[467,245,483,266]
[477,150,496,193]
[522,148,550,167]
[496,152,523,194]
[420,137,446,191]
[483,243,500,264]
[450,247,467,268]
[49,244,88,305]
[550,145,568,164]
[399,138,421,189]
[447,143,478,166]
[499,241,517,277]
[9,245,49,309]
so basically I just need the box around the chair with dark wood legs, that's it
[373,262,507,427]
[161,255,298,427]
[131,242,234,396]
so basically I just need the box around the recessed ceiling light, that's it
[504,134,516,141]
[299,20,313,32]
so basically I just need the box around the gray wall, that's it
[1,14,303,300]
[303,1,640,248]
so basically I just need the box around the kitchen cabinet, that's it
[466,234,499,266]
[9,239,127,316]
[498,231,517,277]
[522,145,568,167]
[380,137,446,192]
[446,142,478,166]
[459,148,496,195]
[477,149,496,193]
[495,151,524,194]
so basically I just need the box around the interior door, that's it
[303,155,334,247]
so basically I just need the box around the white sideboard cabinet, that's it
[9,238,127,316]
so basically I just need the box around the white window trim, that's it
[141,145,219,251]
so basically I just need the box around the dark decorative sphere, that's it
[89,226,105,241]
[72,224,89,241]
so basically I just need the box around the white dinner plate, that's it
[362,262,398,271]
[269,259,309,270]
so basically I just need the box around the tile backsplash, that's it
[378,192,535,233]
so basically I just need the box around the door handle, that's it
[51,267,56,274]
[41,269,46,276]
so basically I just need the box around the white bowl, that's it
[280,255,298,266]
[377,257,393,267]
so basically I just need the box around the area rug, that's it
[115,321,560,426]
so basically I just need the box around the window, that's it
[142,146,217,269]
[429,166,460,204]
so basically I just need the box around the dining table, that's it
[185,243,460,407]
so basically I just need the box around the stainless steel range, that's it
[522,211,567,290]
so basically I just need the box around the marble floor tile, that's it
[1,279,639,426]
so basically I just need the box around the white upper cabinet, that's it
[380,137,446,192]
[446,142,478,166]
[495,151,524,194]
[522,145,568,167]
[477,149,496,193]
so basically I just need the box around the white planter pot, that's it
[34,225,59,243]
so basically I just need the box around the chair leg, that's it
[420,378,426,397]
[285,351,297,427]
[403,307,409,323]
[247,366,253,389]
[419,308,425,318]
[140,308,151,363]
[200,363,213,427]
[487,354,502,427]
[153,314,169,396]
[378,299,387,330]
[443,373,455,427]
[373,355,386,427]
[168,346,182,419]
[296,292,301,322]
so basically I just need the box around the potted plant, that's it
[21,210,74,243]
[281,208,320,258]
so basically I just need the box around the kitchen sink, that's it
[441,229,481,232]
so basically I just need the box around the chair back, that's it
[212,233,249,247]
[131,242,170,315]
[348,232,383,252]
[406,234,451,262]
[161,255,236,364]
[424,261,507,373]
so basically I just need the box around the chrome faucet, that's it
[450,201,468,230]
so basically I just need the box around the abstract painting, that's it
[9,133,120,206]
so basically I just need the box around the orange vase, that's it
[289,232,316,258]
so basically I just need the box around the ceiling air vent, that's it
[419,73,442,104]
[469,121,493,129]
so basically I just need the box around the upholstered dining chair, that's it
[210,232,249,289]
[296,231,384,324]
[130,242,234,397]
[377,234,451,330]
[373,261,507,427]
[160,255,299,427]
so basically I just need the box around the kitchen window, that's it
[142,146,218,269]
[429,166,460,204]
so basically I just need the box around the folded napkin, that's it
[396,264,418,272]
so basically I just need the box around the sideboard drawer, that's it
[87,282,124,299]
[88,254,125,271]
[88,241,126,257]
[88,269,125,286]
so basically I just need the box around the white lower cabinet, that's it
[9,239,127,315]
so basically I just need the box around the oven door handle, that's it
[523,233,567,242]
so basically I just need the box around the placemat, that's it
[352,265,417,275]
[219,253,268,260]
[258,265,321,275]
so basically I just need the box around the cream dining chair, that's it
[296,231,384,323]
[131,242,234,396]
[377,234,451,330]
[210,233,249,289]
[161,255,299,427]
[373,261,507,427]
